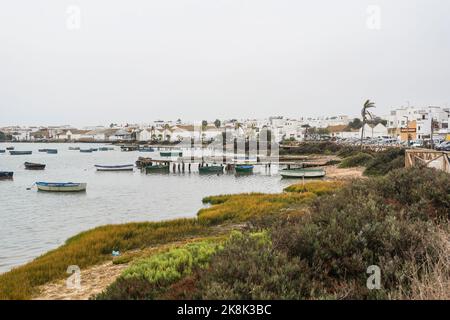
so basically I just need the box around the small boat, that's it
[95,164,134,172]
[199,165,224,174]
[99,147,114,151]
[0,172,14,180]
[235,165,254,173]
[9,151,32,155]
[36,182,87,192]
[0,150,5,154]
[145,164,170,173]
[6,147,14,150]
[69,147,80,150]
[46,149,58,154]
[139,147,155,152]
[38,149,49,152]
[160,151,183,157]
[280,168,326,179]
[90,148,98,152]
[24,162,46,170]
[80,149,93,153]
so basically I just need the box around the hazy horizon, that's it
[1,0,450,127]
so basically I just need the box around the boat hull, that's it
[95,164,134,171]
[280,169,326,179]
[24,162,46,170]
[46,149,58,154]
[199,166,224,174]
[235,165,254,173]
[145,165,170,173]
[9,151,32,155]
[36,182,87,192]
[160,151,182,157]
[0,172,14,179]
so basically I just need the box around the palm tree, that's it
[360,99,376,149]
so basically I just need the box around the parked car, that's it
[436,141,450,151]
[411,140,424,148]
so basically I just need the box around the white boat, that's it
[95,164,134,171]
[280,168,326,179]
[36,182,87,192]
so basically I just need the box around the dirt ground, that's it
[34,261,128,300]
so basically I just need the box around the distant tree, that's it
[367,117,387,127]
[214,119,221,128]
[360,100,376,149]
[347,118,363,130]
[202,120,208,129]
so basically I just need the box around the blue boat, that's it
[0,150,5,154]
[36,182,87,192]
[139,147,155,152]
[235,165,254,173]
[46,149,58,154]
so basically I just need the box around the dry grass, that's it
[394,226,450,300]
[199,192,317,225]
[283,180,344,195]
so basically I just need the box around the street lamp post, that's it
[403,116,410,147]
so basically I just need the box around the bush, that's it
[364,149,405,176]
[196,232,315,299]
[271,167,449,299]
[280,142,344,155]
[338,152,373,168]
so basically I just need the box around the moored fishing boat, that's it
[24,162,46,170]
[145,164,170,173]
[69,147,80,150]
[99,147,114,151]
[90,148,98,152]
[95,164,134,171]
[36,182,87,192]
[160,151,183,157]
[280,168,326,179]
[46,149,58,154]
[0,149,5,153]
[6,146,14,150]
[139,147,155,152]
[235,165,254,173]
[9,151,32,155]
[0,172,14,180]
[38,149,49,152]
[80,149,93,153]
[199,165,224,174]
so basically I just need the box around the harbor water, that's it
[0,143,293,273]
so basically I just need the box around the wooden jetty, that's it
[405,149,450,173]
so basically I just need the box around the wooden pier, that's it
[405,149,450,173]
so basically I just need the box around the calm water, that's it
[0,143,294,273]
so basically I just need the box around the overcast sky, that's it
[1,0,449,127]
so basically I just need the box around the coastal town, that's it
[1,105,450,148]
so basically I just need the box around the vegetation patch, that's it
[95,240,222,300]
[338,152,374,168]
[283,181,344,195]
[198,193,316,225]
[363,148,405,176]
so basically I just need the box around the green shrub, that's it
[364,149,405,176]
[196,232,315,300]
[280,142,344,155]
[339,152,373,168]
